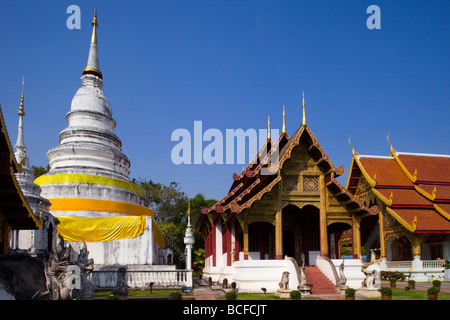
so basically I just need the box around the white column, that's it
[215,217,223,267]
[149,217,154,265]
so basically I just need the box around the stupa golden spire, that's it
[83,7,103,79]
[18,73,25,116]
[91,7,98,44]
[302,91,307,127]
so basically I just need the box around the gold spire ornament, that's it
[387,133,397,156]
[302,91,307,126]
[348,136,359,156]
[18,73,25,116]
[82,7,103,79]
[187,201,191,216]
[91,7,98,44]
[267,115,271,140]
[282,104,286,134]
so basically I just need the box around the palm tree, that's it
[188,193,216,230]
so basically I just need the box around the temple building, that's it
[0,102,46,300]
[346,137,450,281]
[199,96,374,292]
[0,104,41,255]
[9,74,59,258]
[34,9,165,267]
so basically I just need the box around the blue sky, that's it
[0,1,449,201]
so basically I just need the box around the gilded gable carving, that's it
[303,176,318,192]
[283,177,298,191]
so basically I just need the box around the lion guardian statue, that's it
[278,271,290,290]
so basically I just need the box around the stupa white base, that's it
[68,216,159,266]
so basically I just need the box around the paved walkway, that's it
[190,280,450,301]
[313,282,450,300]
[193,279,225,300]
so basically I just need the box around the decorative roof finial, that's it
[282,104,286,134]
[302,91,307,126]
[267,115,271,140]
[348,136,359,156]
[187,201,191,216]
[18,73,25,116]
[387,133,396,156]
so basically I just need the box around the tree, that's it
[136,178,216,271]
[137,179,188,224]
[32,164,50,178]
[137,179,188,267]
[188,193,216,230]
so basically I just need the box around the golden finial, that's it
[187,201,191,216]
[302,91,307,126]
[282,104,286,134]
[18,73,25,116]
[91,7,98,44]
[348,136,359,156]
[389,191,394,203]
[387,133,396,156]
[267,115,271,140]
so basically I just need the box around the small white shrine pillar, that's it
[184,202,195,288]
[184,202,195,270]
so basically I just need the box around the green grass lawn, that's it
[94,289,194,298]
[223,289,450,300]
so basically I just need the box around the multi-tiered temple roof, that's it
[347,138,450,233]
[200,97,374,231]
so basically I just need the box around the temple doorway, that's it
[391,236,412,261]
[327,222,351,259]
[248,222,275,260]
[282,204,320,265]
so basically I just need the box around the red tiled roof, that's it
[358,156,413,187]
[376,188,433,207]
[200,125,370,229]
[396,153,450,184]
[392,208,450,232]
[348,150,450,233]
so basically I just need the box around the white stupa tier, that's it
[35,9,165,267]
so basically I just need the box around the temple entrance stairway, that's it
[304,265,339,295]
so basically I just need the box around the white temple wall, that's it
[203,258,300,293]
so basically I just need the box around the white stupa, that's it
[10,74,58,257]
[35,9,165,266]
